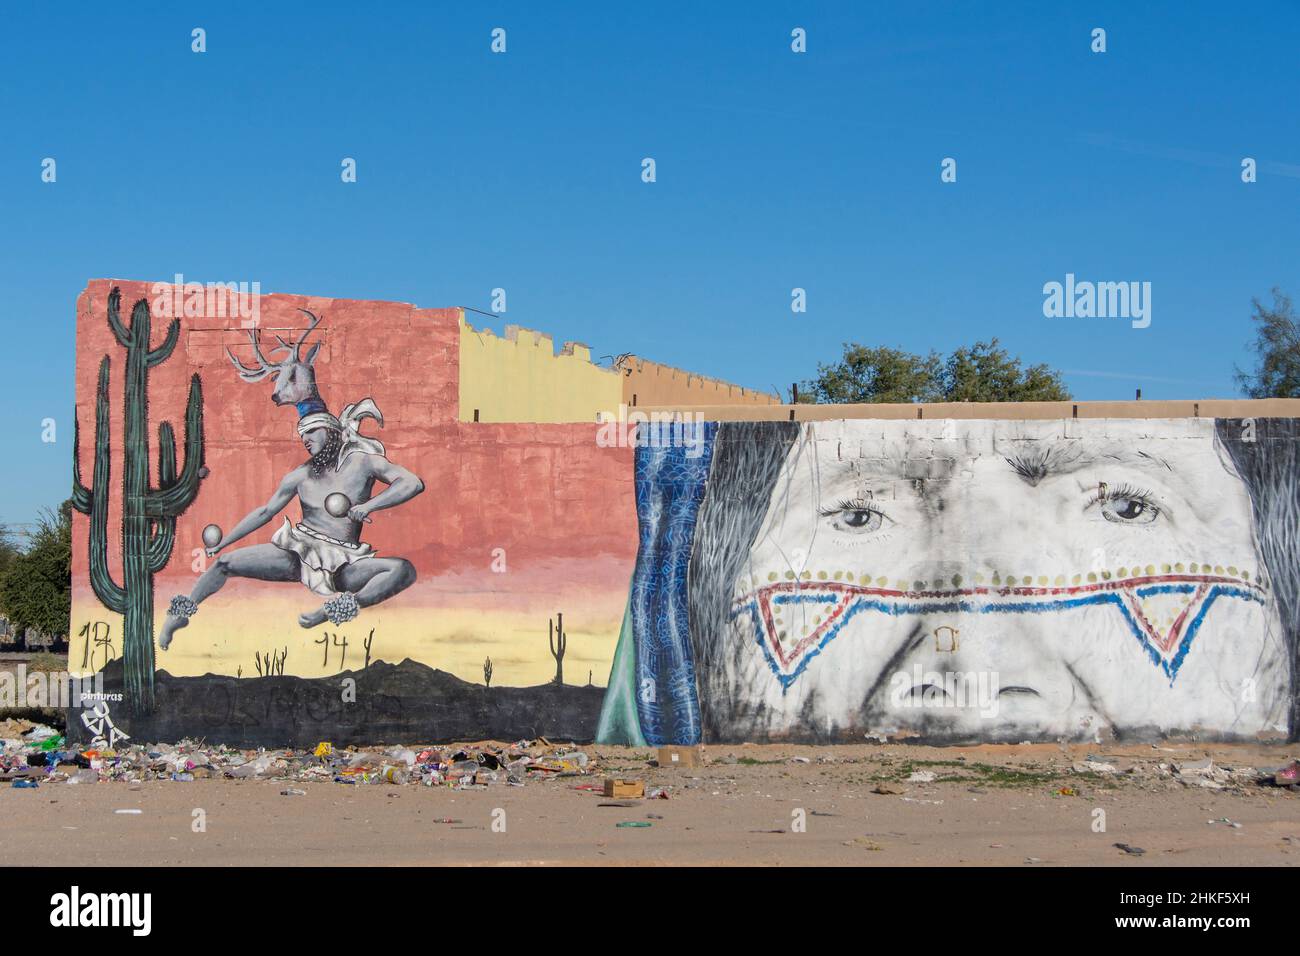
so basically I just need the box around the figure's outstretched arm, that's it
[348,457,424,523]
[208,468,303,556]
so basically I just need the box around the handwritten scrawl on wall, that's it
[598,418,1299,745]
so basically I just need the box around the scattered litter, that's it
[1270,761,1300,787]
[616,821,652,828]
[280,787,307,796]
[114,809,143,815]
[603,778,645,799]
[1073,760,1118,774]
[843,837,882,849]
[1207,817,1242,828]
[0,727,608,792]
[907,770,936,783]
[1114,843,1146,856]
[656,745,704,768]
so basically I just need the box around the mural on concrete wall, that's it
[600,418,1298,744]
[72,282,1297,747]
[70,281,636,746]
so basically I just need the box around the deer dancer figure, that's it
[159,310,425,648]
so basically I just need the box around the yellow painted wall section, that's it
[458,310,623,422]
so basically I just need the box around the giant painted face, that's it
[712,419,1290,741]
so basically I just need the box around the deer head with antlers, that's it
[226,309,330,416]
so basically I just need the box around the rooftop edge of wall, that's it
[633,398,1300,421]
[620,355,781,403]
[459,310,618,375]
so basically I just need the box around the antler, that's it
[225,309,323,381]
[290,309,322,360]
[225,329,285,382]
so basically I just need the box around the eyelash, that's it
[1086,482,1156,508]
[818,498,886,519]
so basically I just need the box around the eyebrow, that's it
[815,440,1174,485]
[1004,444,1173,486]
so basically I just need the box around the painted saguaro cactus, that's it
[72,288,206,715]
[549,613,566,685]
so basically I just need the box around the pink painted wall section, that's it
[72,280,638,696]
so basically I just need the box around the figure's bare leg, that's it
[160,545,301,649]
[300,557,416,628]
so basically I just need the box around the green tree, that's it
[941,340,1071,402]
[800,345,943,404]
[0,500,72,646]
[801,338,1069,404]
[1235,289,1300,398]
[0,535,20,578]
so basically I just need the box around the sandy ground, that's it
[3,742,1299,866]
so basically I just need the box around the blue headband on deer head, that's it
[296,395,331,418]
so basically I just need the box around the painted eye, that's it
[820,499,886,533]
[839,509,882,531]
[1102,496,1159,524]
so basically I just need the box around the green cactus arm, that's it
[144,375,205,517]
[71,412,92,514]
[156,420,177,489]
[83,358,127,615]
[106,287,132,348]
[148,517,177,573]
[147,421,178,572]
[87,545,128,616]
[147,318,181,368]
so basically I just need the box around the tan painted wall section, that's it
[619,356,780,408]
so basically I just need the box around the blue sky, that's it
[1,1,1297,525]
